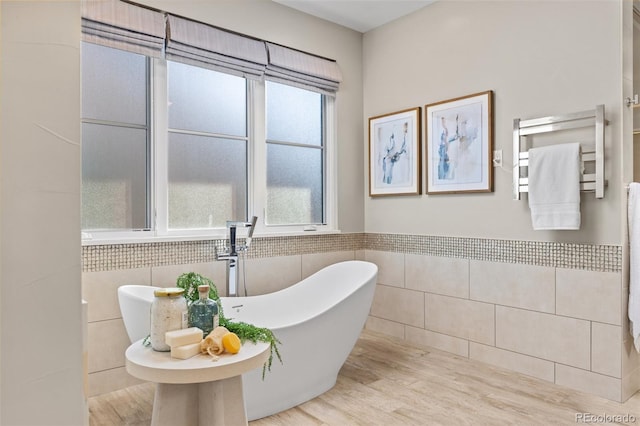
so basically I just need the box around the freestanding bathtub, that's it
[118,260,378,420]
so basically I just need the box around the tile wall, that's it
[82,233,638,402]
[82,234,363,396]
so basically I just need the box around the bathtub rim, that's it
[117,259,378,332]
[220,260,377,329]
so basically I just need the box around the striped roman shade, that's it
[265,42,342,94]
[81,0,165,58]
[81,1,341,92]
[165,14,268,80]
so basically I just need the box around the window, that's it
[266,81,324,225]
[81,42,151,231]
[167,61,248,229]
[81,42,334,240]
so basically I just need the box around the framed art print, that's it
[425,91,493,194]
[368,107,421,196]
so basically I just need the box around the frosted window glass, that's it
[168,61,246,137]
[81,42,147,125]
[168,133,247,229]
[266,81,321,146]
[266,144,322,224]
[82,123,148,229]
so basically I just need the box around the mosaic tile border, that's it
[82,233,622,273]
[365,233,622,272]
[82,233,366,272]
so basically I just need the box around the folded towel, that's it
[528,143,581,230]
[629,183,640,351]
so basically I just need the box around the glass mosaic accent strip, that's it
[248,233,365,259]
[82,233,365,272]
[365,233,622,272]
[82,232,622,273]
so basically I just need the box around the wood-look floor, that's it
[90,330,640,425]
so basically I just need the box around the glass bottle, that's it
[150,287,188,352]
[188,285,219,337]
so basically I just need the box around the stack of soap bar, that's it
[165,327,203,347]
[165,327,203,359]
[171,342,202,360]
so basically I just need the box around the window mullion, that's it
[325,95,337,230]
[250,80,267,231]
[153,58,169,236]
[265,139,324,150]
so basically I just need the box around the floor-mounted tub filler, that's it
[118,260,378,420]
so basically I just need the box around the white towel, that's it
[629,183,640,351]
[528,143,581,230]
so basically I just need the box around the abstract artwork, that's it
[425,91,494,194]
[368,107,421,196]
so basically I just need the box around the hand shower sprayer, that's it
[216,216,258,297]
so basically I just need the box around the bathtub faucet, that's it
[216,216,257,297]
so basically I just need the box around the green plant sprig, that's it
[220,317,282,378]
[176,272,282,377]
[176,272,220,303]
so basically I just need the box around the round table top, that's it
[126,340,270,384]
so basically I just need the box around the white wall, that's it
[363,0,624,245]
[633,17,640,181]
[139,0,366,233]
[0,1,85,424]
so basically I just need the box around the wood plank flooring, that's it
[90,330,640,425]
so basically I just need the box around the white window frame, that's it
[82,55,338,245]
[252,81,337,236]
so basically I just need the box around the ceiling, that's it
[272,0,436,33]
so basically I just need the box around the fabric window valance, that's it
[81,1,342,93]
[165,15,268,80]
[81,0,165,58]
[265,43,342,94]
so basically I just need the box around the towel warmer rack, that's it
[513,104,606,200]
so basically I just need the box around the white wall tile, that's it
[82,268,151,322]
[622,366,640,401]
[469,342,555,383]
[365,316,405,339]
[405,253,468,298]
[364,250,404,287]
[592,322,622,378]
[496,306,590,369]
[406,326,469,357]
[556,364,622,402]
[470,260,555,313]
[87,319,131,373]
[85,244,629,404]
[151,262,225,292]
[556,269,622,325]
[244,255,301,295]
[370,284,424,327]
[88,367,144,398]
[426,294,494,345]
[301,251,355,279]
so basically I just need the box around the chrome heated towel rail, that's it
[513,104,606,200]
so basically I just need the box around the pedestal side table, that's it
[126,340,270,426]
